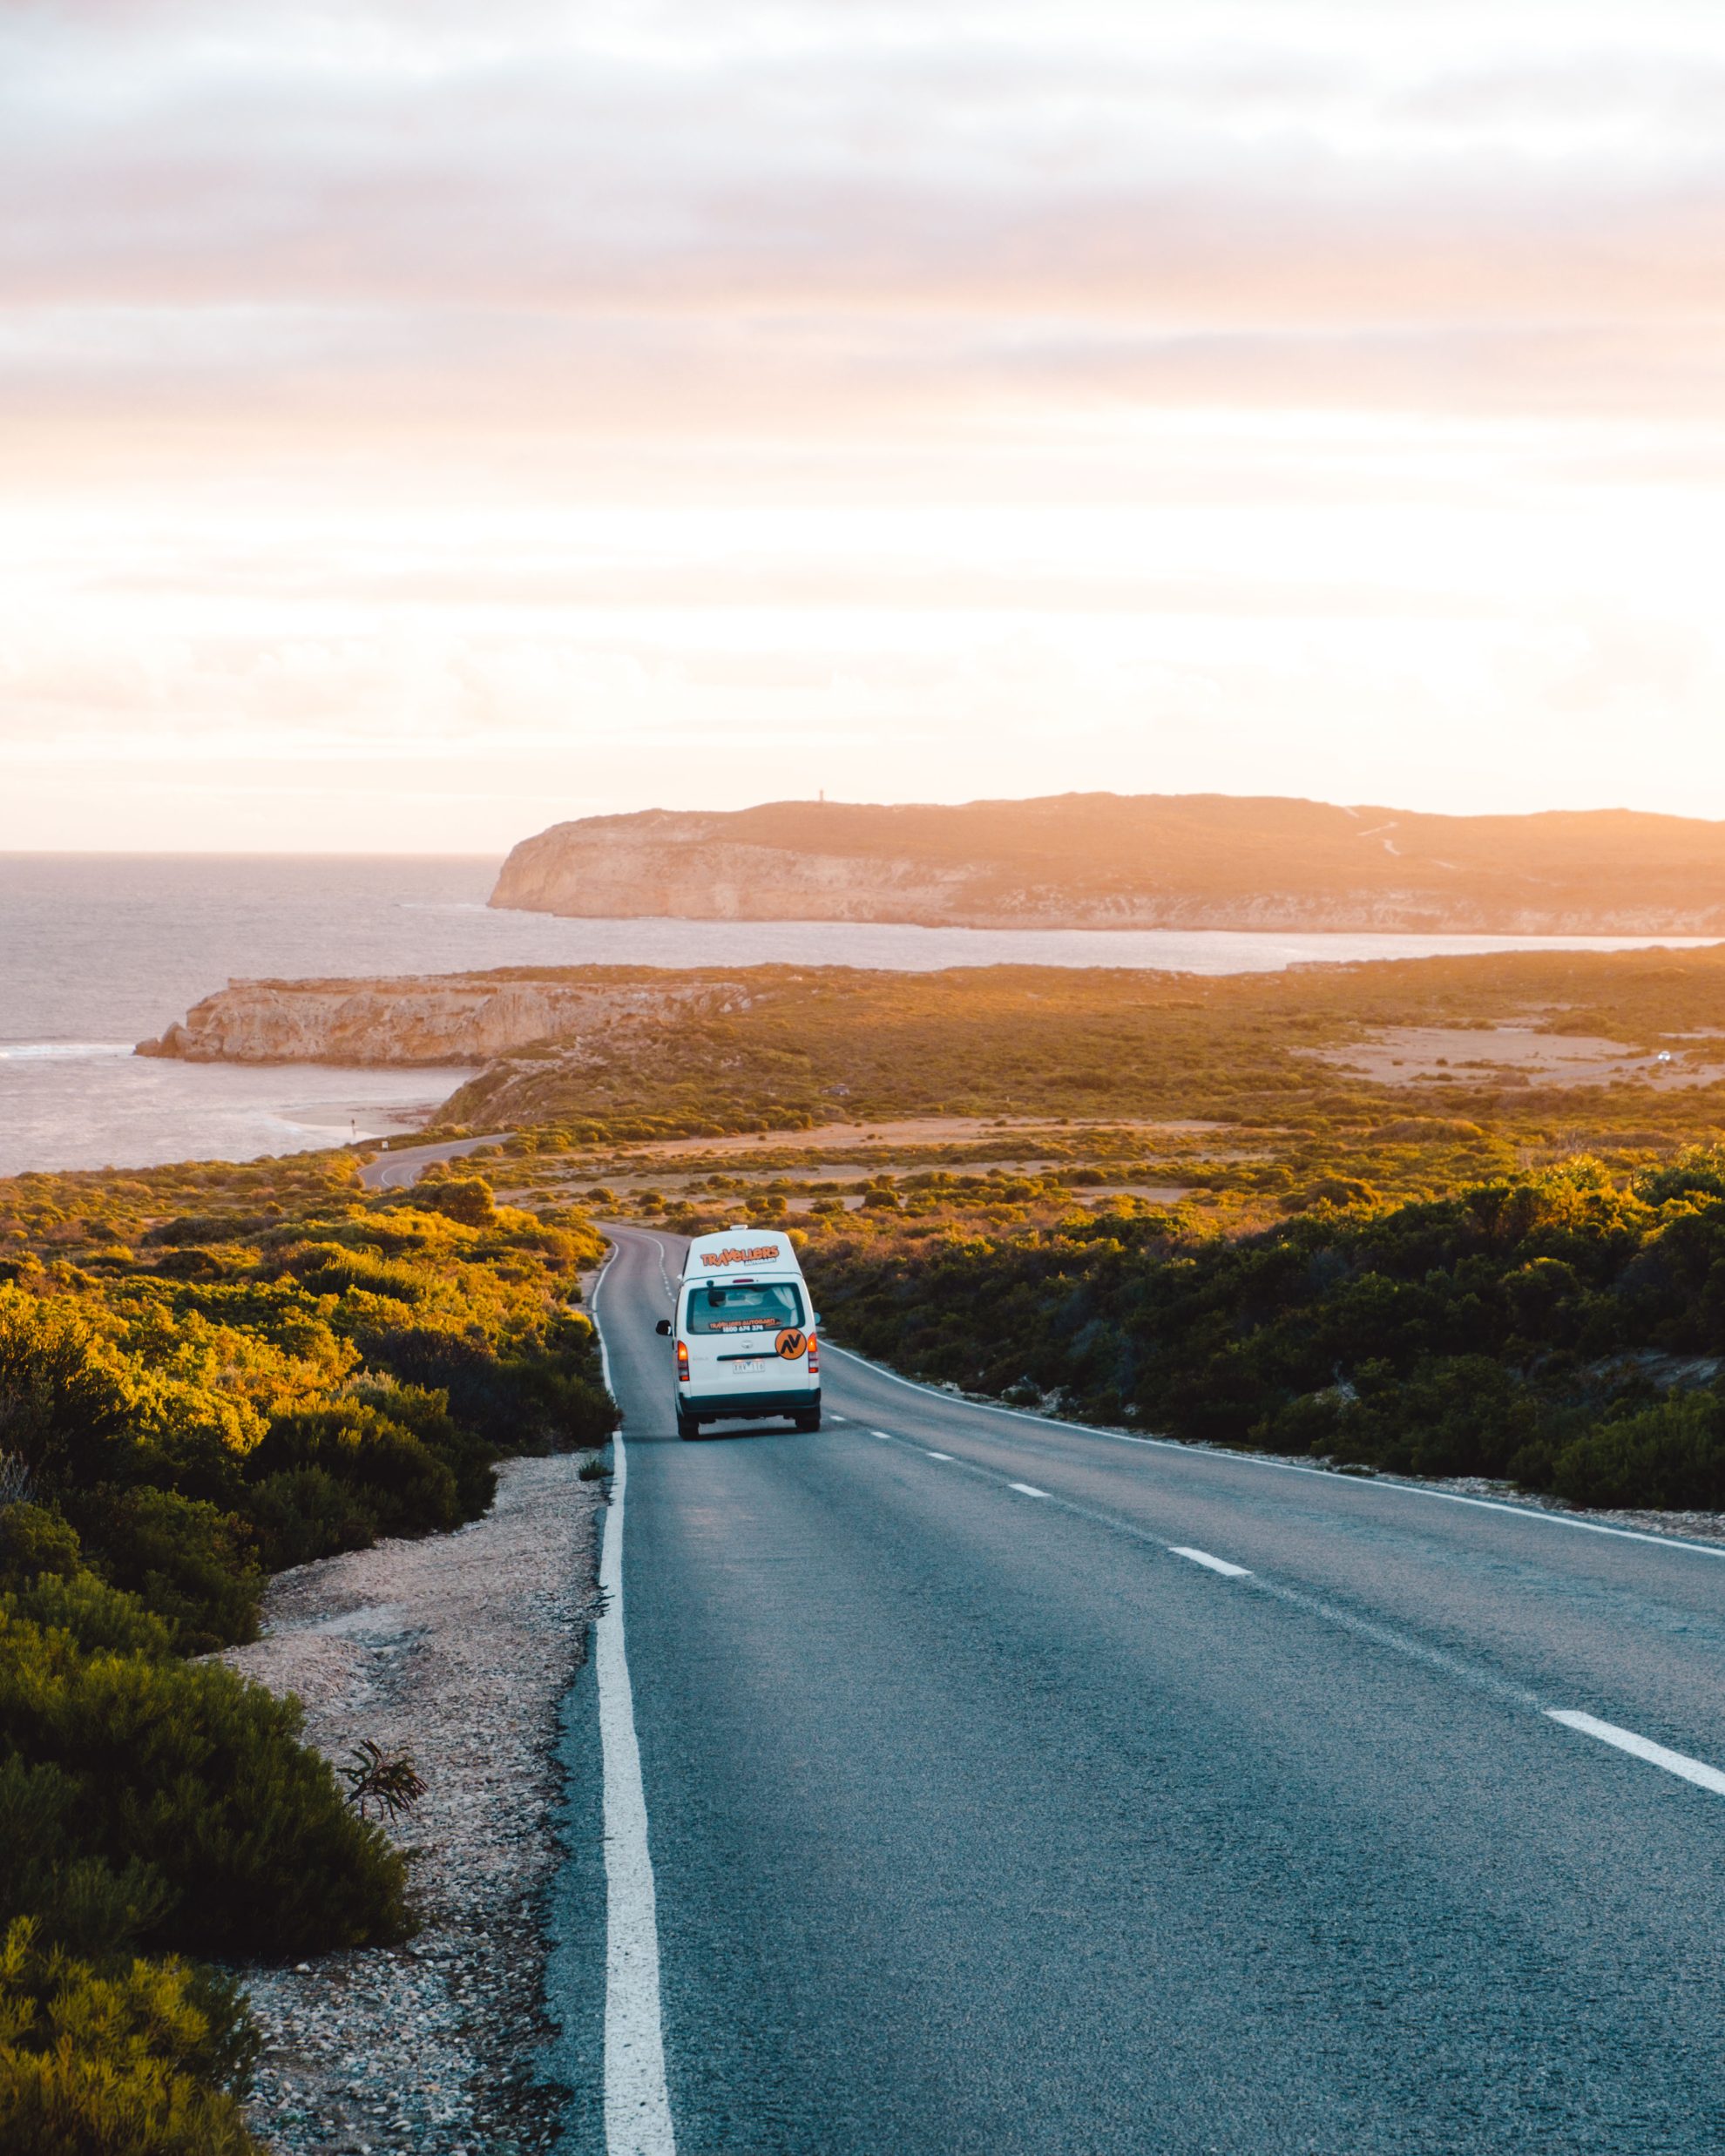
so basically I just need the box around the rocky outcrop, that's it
[492,814,977,925]
[490,795,1725,934]
[137,971,729,1066]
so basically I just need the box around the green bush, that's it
[0,1507,181,1660]
[73,1491,260,1656]
[0,1918,260,2156]
[0,1756,170,1963]
[269,1241,429,1304]
[6,1573,174,1664]
[0,1174,616,2132]
[140,1213,278,1250]
[1551,1392,1725,1511]
[407,1176,497,1228]
[0,1611,409,1958]
[0,1292,135,1490]
[253,1392,470,1540]
[362,1321,615,1454]
[0,1505,81,1586]
[808,1154,1725,1507]
[244,1467,377,1571]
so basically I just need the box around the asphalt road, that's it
[559,1224,1725,2154]
[357,1131,506,1190]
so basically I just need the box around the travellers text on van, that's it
[700,1245,783,1268]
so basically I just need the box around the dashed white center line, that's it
[836,1350,1725,1806]
[1546,1710,1725,1797]
[1170,1545,1252,1578]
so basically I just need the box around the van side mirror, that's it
[810,1313,822,1327]
[654,1319,672,1336]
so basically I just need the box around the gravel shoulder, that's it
[218,1454,604,2155]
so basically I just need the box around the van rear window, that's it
[684,1281,805,1334]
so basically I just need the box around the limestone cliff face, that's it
[137,973,724,1066]
[489,797,1725,934]
[490,814,977,925]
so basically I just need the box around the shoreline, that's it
[0,1052,473,1179]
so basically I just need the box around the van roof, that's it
[681,1227,803,1280]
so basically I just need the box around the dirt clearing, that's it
[1309,1025,1725,1091]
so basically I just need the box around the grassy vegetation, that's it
[443,944,1725,1157]
[457,949,1725,1257]
[799,1152,1725,1506]
[457,945,1725,1514]
[0,1149,612,2148]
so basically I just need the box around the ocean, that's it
[0,852,1714,1179]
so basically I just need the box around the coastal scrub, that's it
[0,1158,615,2146]
[801,1152,1725,1506]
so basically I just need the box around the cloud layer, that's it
[5,0,1725,845]
[12,0,1725,424]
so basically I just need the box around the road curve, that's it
[558,1223,1725,2155]
[358,1131,507,1190]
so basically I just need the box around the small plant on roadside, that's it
[578,1451,610,1482]
[339,1740,427,1824]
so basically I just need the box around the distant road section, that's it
[491,791,1725,934]
[569,1222,1725,2155]
[359,1132,506,1190]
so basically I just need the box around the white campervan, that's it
[655,1227,821,1439]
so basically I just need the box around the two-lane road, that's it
[554,1225,1725,2153]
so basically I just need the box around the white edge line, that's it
[1546,1710,1725,1797]
[590,1250,678,2156]
[926,1450,954,1461]
[1009,1481,1051,1497]
[592,1243,619,1398]
[1170,1544,1253,1578]
[822,1342,1725,1563]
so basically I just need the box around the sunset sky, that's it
[6,0,1725,850]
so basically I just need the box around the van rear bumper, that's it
[680,1385,820,1423]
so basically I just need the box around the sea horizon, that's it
[2,850,1719,1178]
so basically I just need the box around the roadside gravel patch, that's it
[218,1454,604,2154]
[1416,1476,1725,1546]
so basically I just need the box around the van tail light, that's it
[676,1341,690,1384]
[806,1332,819,1376]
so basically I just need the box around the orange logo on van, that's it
[775,1328,807,1360]
[700,1245,781,1268]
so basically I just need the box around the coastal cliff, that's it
[492,814,977,925]
[490,794,1725,934]
[137,970,731,1066]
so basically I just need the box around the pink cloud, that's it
[3,0,1725,439]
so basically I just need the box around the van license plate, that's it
[732,1360,764,1375]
